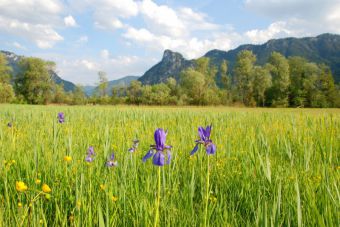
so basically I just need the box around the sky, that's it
[1,0,340,85]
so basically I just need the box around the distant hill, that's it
[84,75,139,96]
[138,33,340,84]
[0,50,76,91]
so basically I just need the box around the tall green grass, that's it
[0,104,339,226]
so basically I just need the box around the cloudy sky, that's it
[1,0,339,85]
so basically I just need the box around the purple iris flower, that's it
[142,128,172,166]
[85,156,94,162]
[7,122,12,127]
[128,139,139,153]
[106,152,118,167]
[87,146,95,156]
[85,146,95,162]
[57,112,65,123]
[190,125,216,156]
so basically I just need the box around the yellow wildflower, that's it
[64,156,72,163]
[100,184,106,191]
[18,202,23,208]
[35,179,41,185]
[16,181,28,192]
[111,196,118,202]
[42,184,52,193]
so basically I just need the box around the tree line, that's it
[0,51,339,107]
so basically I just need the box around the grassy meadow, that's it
[0,104,339,226]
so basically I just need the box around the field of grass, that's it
[0,104,339,226]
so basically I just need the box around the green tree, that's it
[318,64,338,107]
[288,56,309,107]
[233,50,256,106]
[97,71,108,97]
[166,77,180,104]
[0,82,15,103]
[151,83,171,105]
[267,52,290,107]
[0,53,15,103]
[15,57,55,104]
[253,66,272,106]
[180,57,220,105]
[0,53,12,83]
[180,68,207,105]
[127,80,143,104]
[220,60,232,105]
[53,83,68,103]
[72,85,87,105]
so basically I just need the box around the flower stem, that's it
[204,155,210,227]
[154,167,161,227]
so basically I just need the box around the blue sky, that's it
[1,0,339,85]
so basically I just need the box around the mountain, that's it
[138,49,194,84]
[205,33,340,82]
[1,50,76,91]
[138,33,340,84]
[84,75,139,96]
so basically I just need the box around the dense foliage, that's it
[0,51,339,107]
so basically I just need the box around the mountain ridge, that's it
[139,33,340,84]
[83,75,139,96]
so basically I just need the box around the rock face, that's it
[138,49,194,85]
[1,50,76,91]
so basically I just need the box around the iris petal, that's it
[206,143,216,155]
[198,127,206,141]
[110,152,115,161]
[128,148,135,153]
[142,150,154,162]
[190,144,199,156]
[152,151,165,166]
[106,161,118,167]
[205,125,212,139]
[154,128,167,151]
[85,155,94,162]
[87,146,95,156]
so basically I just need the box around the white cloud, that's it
[55,54,156,85]
[0,0,63,24]
[245,0,340,34]
[326,3,340,33]
[124,27,156,42]
[70,0,137,31]
[178,7,220,31]
[123,27,239,59]
[80,60,98,70]
[94,16,124,30]
[138,0,186,37]
[64,15,77,27]
[245,21,293,43]
[77,35,88,44]
[12,42,26,50]
[121,0,231,58]
[0,0,64,48]
[0,15,63,49]
[100,49,110,59]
